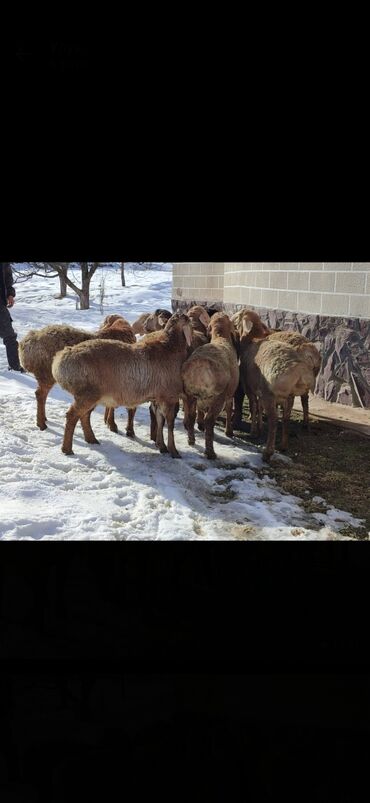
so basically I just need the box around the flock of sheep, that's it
[18,305,322,462]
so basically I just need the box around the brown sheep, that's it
[51,312,193,457]
[19,316,136,436]
[231,309,270,431]
[149,306,211,443]
[181,312,240,460]
[266,330,322,427]
[238,315,316,461]
[132,309,172,336]
[231,309,322,431]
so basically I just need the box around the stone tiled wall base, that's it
[172,299,370,409]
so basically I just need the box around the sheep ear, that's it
[199,310,211,328]
[183,324,193,347]
[242,318,253,335]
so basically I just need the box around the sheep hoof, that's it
[62,448,74,456]
[109,425,119,433]
[225,429,233,439]
[170,450,181,459]
[262,451,272,463]
[86,437,100,445]
[159,446,168,454]
[197,423,205,432]
[206,451,217,460]
[126,430,135,438]
[38,423,47,431]
[188,436,196,446]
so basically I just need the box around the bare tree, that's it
[12,262,101,310]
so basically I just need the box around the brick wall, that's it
[223,262,370,319]
[172,262,370,408]
[172,262,224,305]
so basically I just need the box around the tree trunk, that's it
[59,267,68,298]
[80,264,91,309]
[121,262,126,287]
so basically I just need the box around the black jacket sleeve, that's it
[3,264,16,297]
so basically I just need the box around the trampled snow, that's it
[0,264,365,540]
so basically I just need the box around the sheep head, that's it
[232,309,270,341]
[100,314,125,328]
[187,306,211,332]
[144,309,172,333]
[165,312,193,347]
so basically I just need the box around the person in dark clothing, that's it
[0,263,25,372]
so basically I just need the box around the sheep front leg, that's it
[149,403,158,442]
[126,408,136,438]
[35,382,54,430]
[262,397,278,462]
[104,406,118,433]
[196,408,205,431]
[232,382,245,430]
[281,396,294,452]
[258,399,263,434]
[225,399,234,438]
[80,408,100,445]
[155,407,168,454]
[165,403,181,458]
[301,392,309,428]
[249,395,260,437]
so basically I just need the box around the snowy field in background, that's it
[0,263,364,540]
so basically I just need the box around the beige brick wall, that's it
[172,262,370,319]
[172,262,224,303]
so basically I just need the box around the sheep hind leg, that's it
[281,395,294,452]
[80,407,100,445]
[204,398,225,460]
[301,392,309,429]
[105,406,118,433]
[183,395,196,446]
[62,398,98,455]
[36,382,54,430]
[196,408,205,431]
[126,408,136,438]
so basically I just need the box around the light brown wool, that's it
[181,312,240,460]
[52,312,192,457]
[19,316,136,435]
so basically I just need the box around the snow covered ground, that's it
[0,263,365,540]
